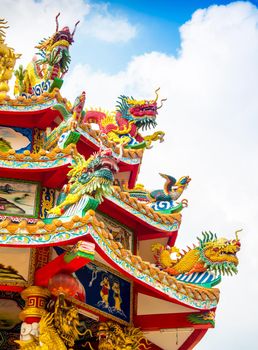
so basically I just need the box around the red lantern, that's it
[48,273,79,297]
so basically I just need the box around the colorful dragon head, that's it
[68,147,119,202]
[79,148,119,185]
[152,231,241,282]
[48,147,119,216]
[116,88,166,130]
[198,231,241,275]
[35,13,79,79]
[0,19,21,97]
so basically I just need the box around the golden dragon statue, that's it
[152,231,241,287]
[15,312,67,350]
[84,321,149,350]
[0,19,21,98]
[16,296,91,349]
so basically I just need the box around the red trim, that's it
[178,329,208,350]
[0,285,24,292]
[134,313,213,331]
[99,198,179,238]
[0,164,70,188]
[24,317,41,323]
[34,251,92,287]
[0,108,61,128]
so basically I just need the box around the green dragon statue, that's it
[49,147,119,216]
[45,91,86,150]
[14,13,79,96]
[188,311,216,327]
[152,231,241,287]
[84,88,166,149]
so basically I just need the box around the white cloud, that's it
[63,2,258,349]
[83,12,137,43]
[1,0,90,65]
[1,0,136,68]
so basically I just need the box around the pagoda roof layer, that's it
[0,90,67,128]
[0,145,74,170]
[0,210,219,310]
[103,187,181,235]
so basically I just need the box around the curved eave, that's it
[0,218,92,247]
[91,229,219,311]
[0,89,67,129]
[0,156,72,187]
[100,194,180,237]
[0,145,75,186]
[0,156,72,171]
[0,212,219,310]
[0,97,64,129]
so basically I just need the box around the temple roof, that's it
[0,90,67,128]
[0,210,219,310]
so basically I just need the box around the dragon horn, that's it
[72,20,80,36]
[154,87,160,102]
[157,98,167,109]
[55,12,60,32]
[235,229,243,241]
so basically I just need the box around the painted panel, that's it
[96,211,133,251]
[0,126,33,153]
[0,178,40,218]
[77,261,132,323]
[0,247,31,283]
[54,247,132,324]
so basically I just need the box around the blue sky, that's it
[71,0,257,72]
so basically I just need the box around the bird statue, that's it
[150,173,191,201]
[150,173,191,213]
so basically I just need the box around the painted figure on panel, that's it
[112,281,122,312]
[100,276,110,307]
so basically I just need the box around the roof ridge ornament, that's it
[0,19,21,99]
[14,13,80,98]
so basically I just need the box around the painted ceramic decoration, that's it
[0,126,32,153]
[54,247,132,323]
[75,261,132,323]
[0,248,31,282]
[0,179,40,217]
[96,212,133,251]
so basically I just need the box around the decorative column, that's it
[19,286,50,341]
